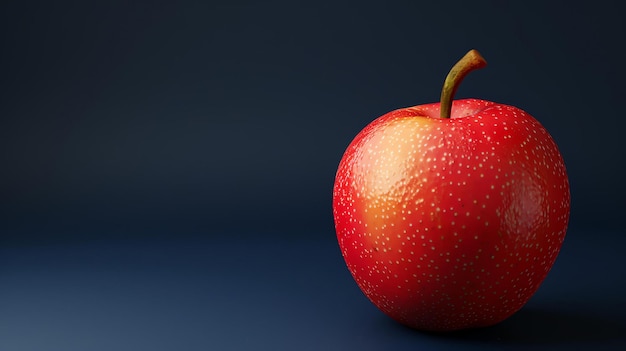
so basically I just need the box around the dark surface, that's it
[2,0,626,349]
[1,229,625,350]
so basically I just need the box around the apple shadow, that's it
[449,308,626,344]
[383,307,626,345]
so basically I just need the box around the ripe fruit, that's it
[332,50,570,331]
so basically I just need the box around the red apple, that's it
[332,50,570,331]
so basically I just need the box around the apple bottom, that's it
[369,288,525,332]
[341,216,562,331]
[345,239,554,332]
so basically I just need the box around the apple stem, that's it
[439,49,487,119]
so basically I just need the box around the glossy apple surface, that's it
[332,51,570,331]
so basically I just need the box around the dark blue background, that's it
[1,0,625,350]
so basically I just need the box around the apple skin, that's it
[332,98,570,331]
